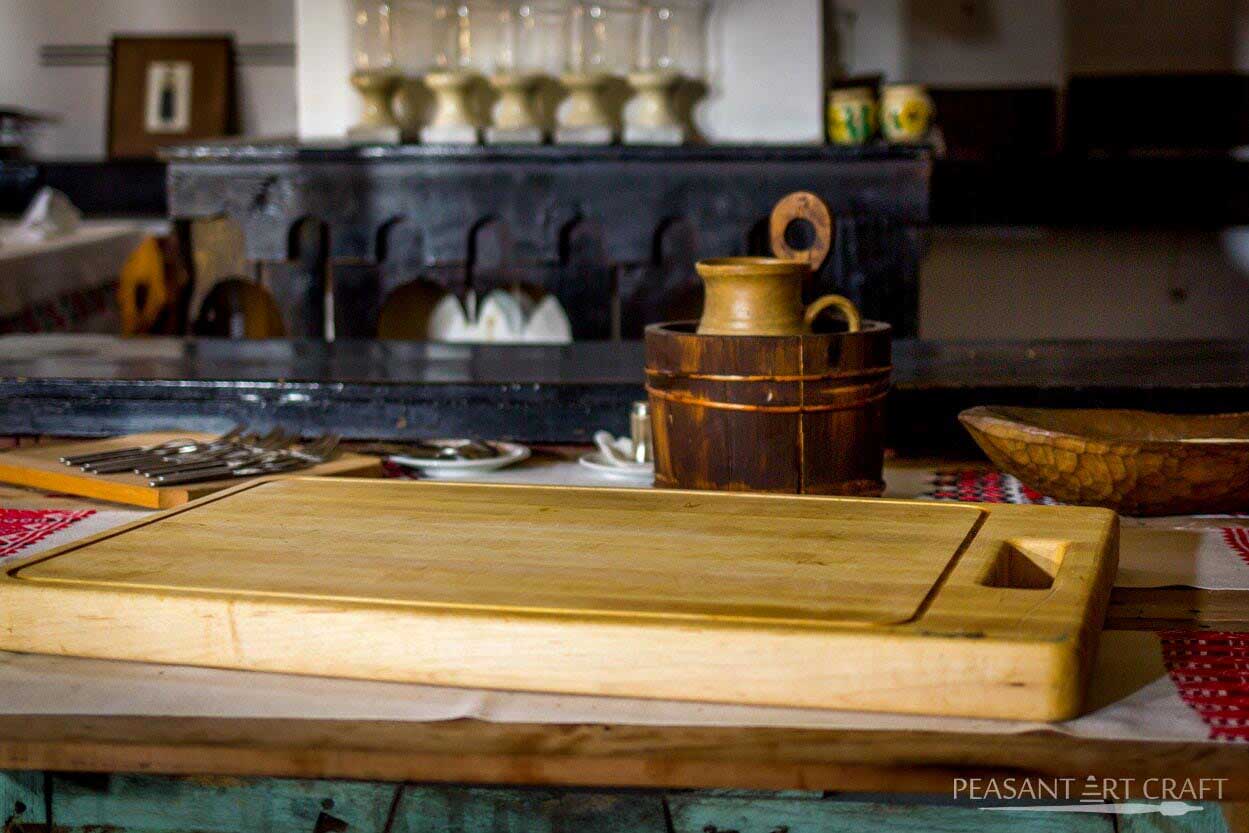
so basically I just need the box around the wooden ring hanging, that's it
[769,191,833,272]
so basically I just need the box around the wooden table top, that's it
[0,450,1246,794]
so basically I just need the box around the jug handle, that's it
[770,191,833,272]
[804,294,862,333]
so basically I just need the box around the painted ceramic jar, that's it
[881,83,934,143]
[827,87,878,146]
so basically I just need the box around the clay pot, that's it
[694,256,860,336]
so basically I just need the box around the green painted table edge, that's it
[0,772,1231,833]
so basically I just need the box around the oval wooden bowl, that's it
[959,406,1249,516]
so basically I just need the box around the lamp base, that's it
[420,124,480,144]
[422,70,480,144]
[556,72,614,144]
[554,125,614,145]
[489,72,542,136]
[623,124,684,145]
[348,69,402,143]
[624,70,684,146]
[485,126,545,145]
[347,124,403,144]
[393,78,431,140]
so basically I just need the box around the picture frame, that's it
[107,35,237,159]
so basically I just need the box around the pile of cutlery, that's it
[61,427,341,486]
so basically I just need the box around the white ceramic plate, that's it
[390,441,531,479]
[578,452,655,483]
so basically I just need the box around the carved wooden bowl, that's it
[959,406,1249,516]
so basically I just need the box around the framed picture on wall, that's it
[107,36,237,159]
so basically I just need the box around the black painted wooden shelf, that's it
[165,139,932,342]
[5,335,1249,455]
[161,139,928,164]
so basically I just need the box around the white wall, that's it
[296,0,827,143]
[0,0,297,158]
[922,228,1249,340]
[835,0,906,80]
[1067,0,1236,75]
[698,0,823,143]
[295,0,355,141]
[833,0,1065,86]
[906,0,1064,86]
[840,0,1249,87]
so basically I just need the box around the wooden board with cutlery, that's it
[0,433,380,508]
[0,478,1118,720]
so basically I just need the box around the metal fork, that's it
[77,428,255,474]
[147,431,323,480]
[137,428,293,478]
[149,435,340,486]
[85,428,286,476]
[62,426,245,467]
[134,428,286,476]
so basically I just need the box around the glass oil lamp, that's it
[348,0,403,142]
[392,0,435,137]
[486,1,567,143]
[421,1,485,143]
[556,1,638,144]
[625,0,705,144]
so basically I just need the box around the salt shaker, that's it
[630,400,653,464]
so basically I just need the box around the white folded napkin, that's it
[427,289,573,344]
[4,186,82,245]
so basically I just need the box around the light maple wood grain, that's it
[0,478,1118,721]
[0,433,380,508]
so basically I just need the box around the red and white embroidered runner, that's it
[0,507,147,561]
[1222,528,1249,568]
[1161,631,1249,743]
[0,508,95,557]
[927,469,1059,505]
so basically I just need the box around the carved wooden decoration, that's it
[259,218,328,338]
[769,191,833,271]
[166,146,930,340]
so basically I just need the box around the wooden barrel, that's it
[644,321,892,495]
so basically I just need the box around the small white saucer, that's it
[578,452,654,483]
[390,442,531,479]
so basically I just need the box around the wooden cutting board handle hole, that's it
[980,540,1067,590]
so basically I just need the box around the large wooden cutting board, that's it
[0,478,1119,720]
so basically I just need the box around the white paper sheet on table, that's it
[1116,527,1249,588]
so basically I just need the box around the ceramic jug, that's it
[694,257,861,336]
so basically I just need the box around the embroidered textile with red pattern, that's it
[1161,631,1249,742]
[0,508,95,558]
[927,469,1059,505]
